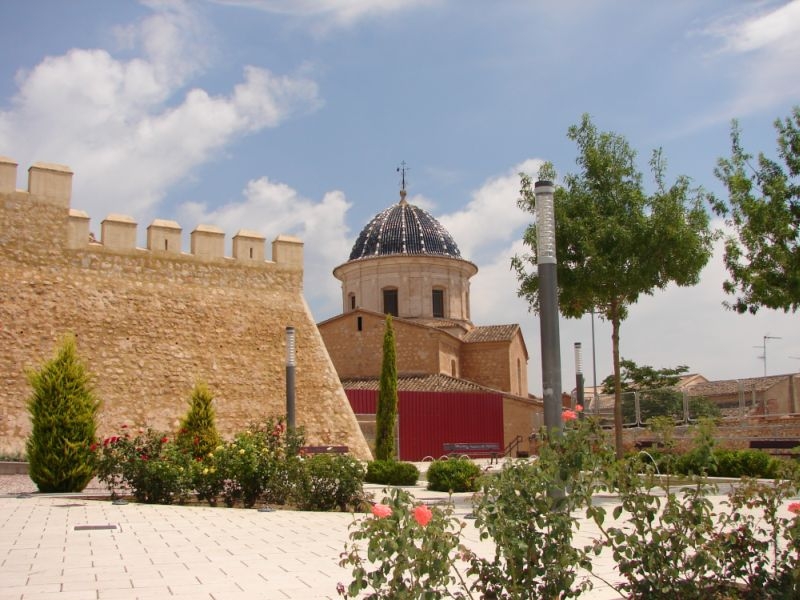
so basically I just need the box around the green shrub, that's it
[671,448,781,479]
[26,335,100,493]
[176,382,221,460]
[712,449,778,479]
[365,460,419,486]
[193,415,304,508]
[95,428,193,504]
[292,453,366,511]
[426,458,481,493]
[215,431,269,508]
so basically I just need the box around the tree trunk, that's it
[611,302,623,460]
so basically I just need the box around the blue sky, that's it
[1,0,798,394]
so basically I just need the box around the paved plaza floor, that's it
[0,471,760,600]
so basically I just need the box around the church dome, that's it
[348,193,462,261]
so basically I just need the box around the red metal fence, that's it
[347,389,504,461]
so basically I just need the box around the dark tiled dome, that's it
[349,195,462,260]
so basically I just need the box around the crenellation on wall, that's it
[147,219,181,254]
[67,209,90,249]
[0,156,17,193]
[272,234,303,269]
[233,229,266,262]
[191,224,225,259]
[101,213,138,251]
[28,162,73,208]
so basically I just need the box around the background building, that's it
[319,188,542,460]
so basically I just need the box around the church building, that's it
[318,183,542,460]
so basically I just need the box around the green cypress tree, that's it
[26,334,100,493]
[176,382,221,459]
[374,315,398,460]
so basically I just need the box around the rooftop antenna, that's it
[754,335,782,376]
[397,161,409,203]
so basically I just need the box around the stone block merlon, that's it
[2,156,303,268]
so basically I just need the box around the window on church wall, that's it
[432,288,445,318]
[383,288,398,317]
[517,358,522,395]
[451,359,457,377]
[349,293,356,311]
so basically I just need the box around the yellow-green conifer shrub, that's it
[176,382,221,460]
[26,335,100,492]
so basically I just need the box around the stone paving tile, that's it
[5,486,750,600]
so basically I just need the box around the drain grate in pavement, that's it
[74,524,117,531]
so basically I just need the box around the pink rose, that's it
[371,503,392,519]
[575,404,584,412]
[413,504,433,527]
[562,409,578,422]
[788,502,800,515]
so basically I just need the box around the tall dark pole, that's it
[285,326,296,430]
[535,180,563,438]
[574,342,584,410]
[591,309,599,415]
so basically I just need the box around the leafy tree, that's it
[712,106,800,314]
[601,359,720,425]
[513,114,715,457]
[26,334,100,492]
[601,359,688,424]
[176,382,221,460]
[374,315,398,460]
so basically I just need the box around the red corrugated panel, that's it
[346,389,503,461]
[347,390,377,414]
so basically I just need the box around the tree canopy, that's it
[712,106,800,314]
[601,359,689,394]
[513,114,715,457]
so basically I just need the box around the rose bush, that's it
[94,427,193,504]
[341,414,800,599]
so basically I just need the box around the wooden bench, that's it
[443,442,501,463]
[749,439,799,458]
[300,445,349,455]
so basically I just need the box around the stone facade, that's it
[0,157,371,459]
[318,309,529,397]
[333,254,477,324]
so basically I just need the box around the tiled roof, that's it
[407,318,466,330]
[462,324,519,343]
[341,373,496,394]
[348,197,462,260]
[686,374,795,397]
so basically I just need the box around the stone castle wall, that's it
[0,157,371,459]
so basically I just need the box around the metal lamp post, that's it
[535,180,563,437]
[285,326,296,430]
[574,342,584,410]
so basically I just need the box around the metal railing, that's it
[585,378,800,429]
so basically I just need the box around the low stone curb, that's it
[0,461,28,475]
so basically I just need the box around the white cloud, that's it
[178,177,353,319]
[0,2,321,222]
[438,158,542,259]
[699,0,800,117]
[211,0,438,27]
